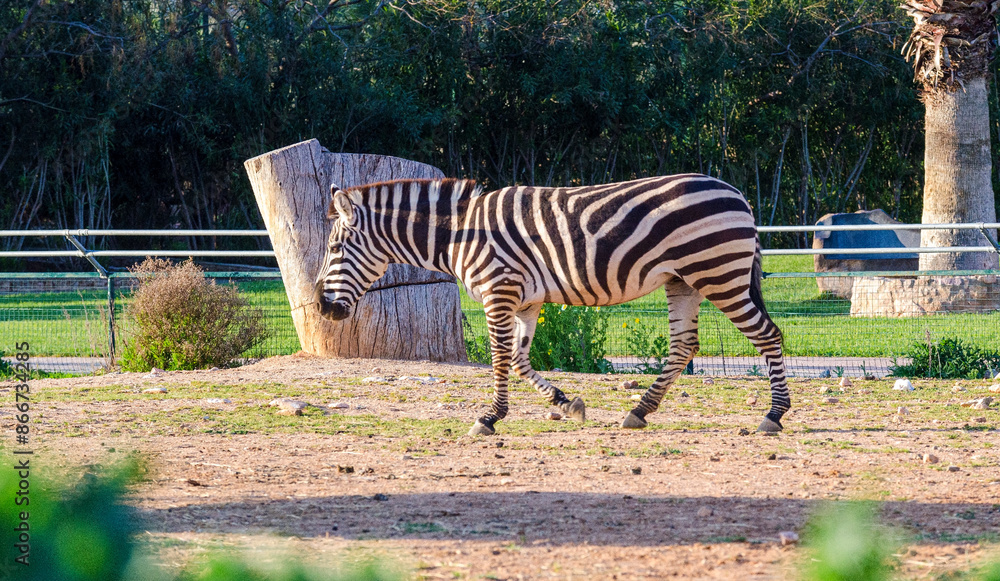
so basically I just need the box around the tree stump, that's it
[244,139,467,361]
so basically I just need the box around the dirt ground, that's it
[9,352,1000,580]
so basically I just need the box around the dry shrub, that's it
[119,258,268,371]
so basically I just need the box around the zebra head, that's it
[314,183,390,321]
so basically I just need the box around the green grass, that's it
[4,258,1000,362]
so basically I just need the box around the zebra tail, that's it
[749,237,781,344]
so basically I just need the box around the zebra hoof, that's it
[621,411,648,429]
[565,397,586,422]
[757,417,783,433]
[468,420,496,436]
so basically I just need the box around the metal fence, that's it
[2,225,999,378]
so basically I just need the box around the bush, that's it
[623,318,672,374]
[889,336,1000,379]
[119,259,268,371]
[0,455,145,581]
[800,502,900,581]
[529,305,612,373]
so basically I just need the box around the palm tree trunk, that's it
[919,78,999,270]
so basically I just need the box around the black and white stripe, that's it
[315,175,789,435]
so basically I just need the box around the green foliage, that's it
[623,317,671,374]
[0,455,146,581]
[119,259,268,371]
[530,305,612,373]
[800,502,900,581]
[462,313,491,365]
[178,555,399,581]
[889,336,1000,379]
[0,351,13,377]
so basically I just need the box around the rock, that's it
[328,402,350,409]
[631,394,642,401]
[948,465,960,472]
[709,456,720,462]
[822,397,840,404]
[973,397,992,410]
[767,453,777,461]
[371,367,382,373]
[818,369,832,378]
[893,379,914,391]
[185,478,201,486]
[630,467,642,475]
[208,367,220,372]
[337,465,354,474]
[277,408,302,416]
[746,395,757,406]
[703,378,714,385]
[545,412,563,421]
[697,507,713,518]
[600,465,610,472]
[622,380,640,390]
[151,367,165,374]
[142,387,168,394]
[738,428,751,436]
[856,389,871,395]
[361,376,391,384]
[818,386,830,394]
[995,371,1000,380]
[500,478,515,485]
[679,391,689,398]
[373,493,389,501]
[974,417,987,423]
[839,377,853,387]
[778,531,799,546]
[203,398,231,404]
[399,375,445,384]
[270,398,308,411]
[864,375,877,381]
[952,385,967,393]
[897,406,909,415]
[922,453,939,464]
[989,384,1000,393]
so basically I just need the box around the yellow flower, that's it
[596,306,601,311]
[538,317,545,323]
[635,318,640,324]
[561,305,567,311]
[540,308,545,314]
[622,322,627,328]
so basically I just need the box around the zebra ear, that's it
[329,188,354,223]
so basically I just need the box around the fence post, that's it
[107,276,115,361]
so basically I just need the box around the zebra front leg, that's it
[512,305,586,422]
[469,300,518,436]
[622,278,701,429]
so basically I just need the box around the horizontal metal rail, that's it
[758,222,1000,232]
[0,229,269,236]
[760,246,994,255]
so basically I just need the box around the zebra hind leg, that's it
[622,278,701,429]
[511,305,586,422]
[469,300,520,436]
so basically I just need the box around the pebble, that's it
[922,453,939,464]
[702,378,714,385]
[822,397,839,404]
[893,379,914,391]
[203,398,231,404]
[974,417,987,423]
[738,428,751,436]
[856,389,871,395]
[839,377,852,387]
[277,408,302,416]
[151,367,165,374]
[142,387,168,394]
[989,384,1000,393]
[679,391,689,398]
[778,531,799,546]
[546,412,563,421]
[897,406,909,416]
[373,493,389,501]
[973,397,992,410]
[630,467,642,475]
[270,398,309,413]
[328,402,350,409]
[361,376,391,384]
[399,376,445,384]
[208,367,220,372]
[952,385,967,393]
[767,453,777,461]
[697,507,713,518]
[948,465,960,472]
[630,394,642,401]
[337,465,354,474]
[746,395,757,406]
[622,380,640,390]
[500,478,515,485]
[818,386,830,394]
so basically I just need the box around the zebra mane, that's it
[350,178,484,202]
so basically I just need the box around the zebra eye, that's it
[331,243,343,254]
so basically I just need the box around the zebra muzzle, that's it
[314,285,352,321]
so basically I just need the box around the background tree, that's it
[901,0,1000,270]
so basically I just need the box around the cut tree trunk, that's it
[919,79,998,271]
[244,139,468,361]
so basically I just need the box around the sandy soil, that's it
[8,353,1000,580]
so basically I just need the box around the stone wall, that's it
[850,275,1000,317]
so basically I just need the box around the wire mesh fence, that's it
[2,270,1000,378]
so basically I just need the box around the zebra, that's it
[314,175,789,436]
